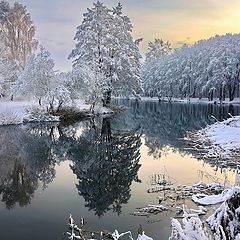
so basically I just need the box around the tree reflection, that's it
[1,100,239,210]
[115,100,240,160]
[0,162,37,209]
[70,117,142,217]
[0,125,58,209]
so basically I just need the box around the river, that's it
[0,100,239,239]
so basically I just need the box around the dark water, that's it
[0,101,240,240]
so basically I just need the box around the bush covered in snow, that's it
[207,187,240,240]
[0,106,22,125]
[24,106,59,123]
[170,204,211,240]
[170,187,240,240]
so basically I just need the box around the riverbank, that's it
[0,99,113,126]
[115,97,240,105]
[186,115,240,163]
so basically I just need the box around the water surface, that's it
[0,101,239,239]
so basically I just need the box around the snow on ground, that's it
[73,99,113,115]
[115,96,240,105]
[0,100,35,125]
[206,116,240,152]
[195,115,240,159]
[0,99,113,126]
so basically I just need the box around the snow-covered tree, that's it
[70,64,105,112]
[145,38,171,62]
[0,1,38,68]
[143,34,240,101]
[69,1,142,107]
[14,45,55,105]
[0,36,18,97]
[46,85,72,112]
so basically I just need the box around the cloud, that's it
[6,0,240,71]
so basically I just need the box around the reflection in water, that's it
[0,101,239,217]
[0,118,142,217]
[0,125,59,209]
[115,100,240,161]
[0,162,37,209]
[70,117,142,217]
[0,101,240,239]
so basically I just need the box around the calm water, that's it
[0,101,240,240]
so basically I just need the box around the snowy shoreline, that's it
[0,100,113,126]
[115,97,240,105]
[186,115,240,163]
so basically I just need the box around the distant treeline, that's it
[143,34,240,101]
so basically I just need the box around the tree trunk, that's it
[102,90,111,108]
[208,90,213,101]
[56,100,63,112]
[90,101,96,114]
[101,117,112,143]
[49,101,54,112]
[219,84,223,102]
[227,81,236,102]
[11,94,14,101]
[38,98,42,106]
[223,85,226,101]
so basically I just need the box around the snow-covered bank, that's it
[0,100,113,126]
[115,97,240,105]
[185,115,240,163]
[205,116,240,153]
[170,186,240,240]
[0,101,36,125]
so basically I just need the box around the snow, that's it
[112,230,133,240]
[206,187,240,240]
[132,204,168,216]
[170,187,240,239]
[72,99,114,115]
[170,205,210,240]
[192,187,240,205]
[0,100,61,125]
[70,1,142,102]
[119,96,240,105]
[137,232,153,240]
[67,214,153,240]
[192,193,226,205]
[206,116,240,152]
[0,99,113,126]
[193,115,240,159]
[0,100,34,125]
[142,34,240,102]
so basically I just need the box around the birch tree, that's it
[0,1,38,68]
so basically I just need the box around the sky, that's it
[8,0,240,71]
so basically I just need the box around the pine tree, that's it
[146,38,171,62]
